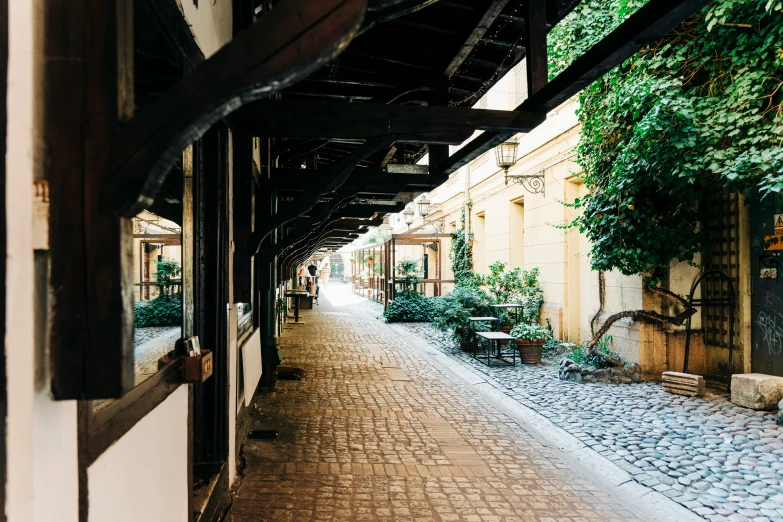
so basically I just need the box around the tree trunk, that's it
[585,283,696,367]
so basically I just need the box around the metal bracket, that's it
[504,172,545,196]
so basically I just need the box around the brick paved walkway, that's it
[227,285,642,521]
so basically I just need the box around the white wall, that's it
[178,0,233,58]
[88,387,189,522]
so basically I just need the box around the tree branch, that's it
[585,281,696,367]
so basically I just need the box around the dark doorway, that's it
[750,195,783,376]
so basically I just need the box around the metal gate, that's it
[750,195,783,376]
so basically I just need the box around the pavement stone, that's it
[396,304,783,522]
[226,285,641,521]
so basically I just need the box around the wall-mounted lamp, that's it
[496,138,545,196]
[403,205,415,227]
[417,194,431,217]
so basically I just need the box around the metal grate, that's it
[702,191,739,349]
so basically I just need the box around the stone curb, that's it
[387,322,704,522]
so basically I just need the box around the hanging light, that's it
[495,139,519,173]
[500,137,546,196]
[417,194,431,217]
[403,205,415,226]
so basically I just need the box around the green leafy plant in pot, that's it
[510,323,553,364]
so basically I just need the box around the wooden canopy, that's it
[235,0,710,259]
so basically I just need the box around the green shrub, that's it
[566,336,624,369]
[134,295,182,328]
[383,290,435,322]
[519,267,544,325]
[543,339,562,355]
[431,286,494,342]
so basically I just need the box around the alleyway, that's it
[228,285,655,522]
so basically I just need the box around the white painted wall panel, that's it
[88,386,188,522]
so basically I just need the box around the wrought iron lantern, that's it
[417,194,430,217]
[495,139,519,173]
[403,205,415,226]
[497,138,545,196]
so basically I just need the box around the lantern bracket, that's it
[504,170,545,196]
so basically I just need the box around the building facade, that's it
[392,83,757,382]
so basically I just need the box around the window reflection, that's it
[93,166,183,412]
[132,210,182,385]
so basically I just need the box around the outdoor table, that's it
[491,303,525,332]
[285,289,308,323]
[467,316,498,354]
[474,331,517,366]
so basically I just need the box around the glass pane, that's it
[93,165,183,412]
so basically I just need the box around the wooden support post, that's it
[525,0,548,97]
[257,167,280,389]
[182,146,195,337]
[232,129,253,304]
[47,0,135,399]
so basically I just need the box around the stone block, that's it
[662,371,705,397]
[731,374,783,410]
[778,400,783,426]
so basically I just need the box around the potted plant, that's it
[480,261,525,345]
[509,323,553,364]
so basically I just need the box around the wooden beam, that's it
[267,167,436,190]
[378,145,398,168]
[234,99,545,140]
[362,0,439,34]
[247,137,393,255]
[48,0,135,399]
[444,0,511,78]
[102,0,368,218]
[232,129,253,304]
[525,0,548,96]
[274,196,400,256]
[434,0,712,177]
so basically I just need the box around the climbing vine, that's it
[559,0,783,277]
[450,206,479,287]
[548,0,783,363]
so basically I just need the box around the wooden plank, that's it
[444,0,511,78]
[525,0,548,96]
[47,0,135,399]
[102,0,368,218]
[434,0,712,177]
[234,99,544,140]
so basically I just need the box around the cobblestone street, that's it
[134,326,180,385]
[398,316,783,522]
[228,285,648,521]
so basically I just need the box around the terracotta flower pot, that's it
[515,339,544,364]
